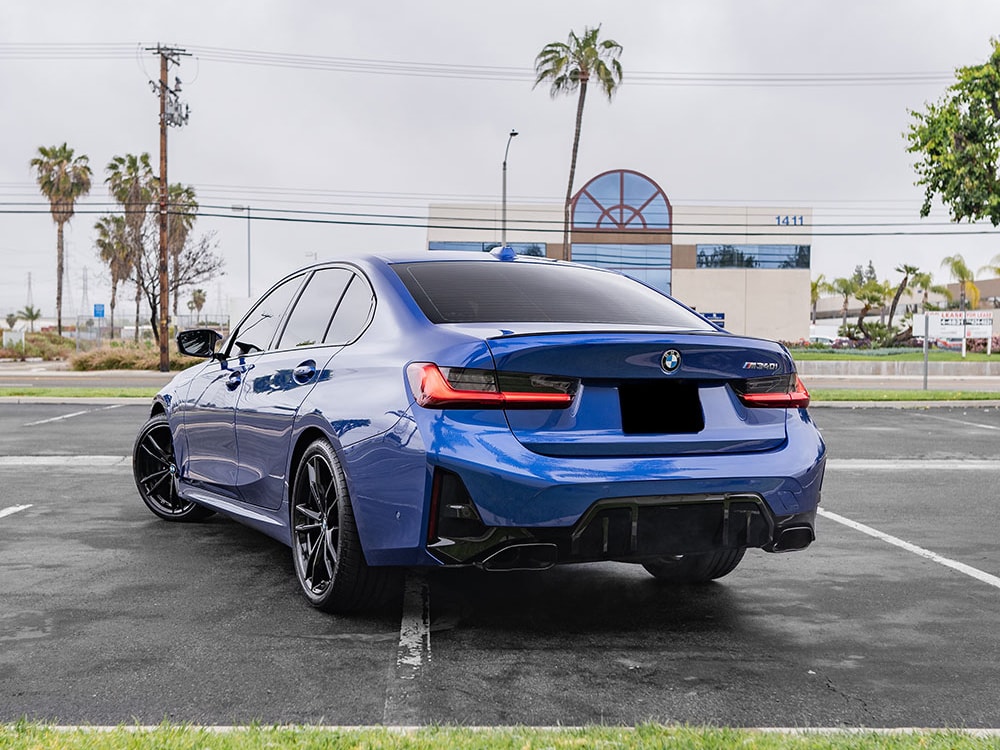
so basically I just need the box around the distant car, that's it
[809,335,835,346]
[934,337,964,351]
[132,252,827,612]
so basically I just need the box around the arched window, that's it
[570,170,673,294]
[572,169,671,230]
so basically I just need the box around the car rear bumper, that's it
[429,495,817,568]
[419,409,825,567]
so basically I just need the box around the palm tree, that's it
[17,305,42,333]
[830,276,859,330]
[855,278,893,342]
[30,144,92,336]
[94,215,131,339]
[912,271,951,311]
[105,153,155,342]
[810,273,832,325]
[168,183,199,316]
[534,25,623,260]
[941,253,980,312]
[190,288,206,323]
[887,264,920,331]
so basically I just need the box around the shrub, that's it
[70,344,201,371]
[0,332,75,361]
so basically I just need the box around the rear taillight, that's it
[406,363,577,409]
[734,374,810,408]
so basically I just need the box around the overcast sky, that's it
[3,1,1000,322]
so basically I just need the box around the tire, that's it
[133,414,214,522]
[642,547,746,584]
[290,439,394,613]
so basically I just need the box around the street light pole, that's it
[232,205,251,297]
[502,129,518,247]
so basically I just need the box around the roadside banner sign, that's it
[912,311,993,339]
[93,304,105,319]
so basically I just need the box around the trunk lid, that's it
[485,331,795,458]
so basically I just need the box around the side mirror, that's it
[177,329,223,359]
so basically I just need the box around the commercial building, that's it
[428,168,812,341]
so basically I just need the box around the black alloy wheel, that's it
[290,438,394,613]
[132,414,214,522]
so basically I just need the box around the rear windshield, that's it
[392,260,715,328]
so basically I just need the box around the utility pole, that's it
[146,44,190,372]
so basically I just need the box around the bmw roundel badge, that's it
[661,349,681,373]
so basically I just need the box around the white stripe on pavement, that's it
[23,403,123,427]
[0,504,32,519]
[383,572,431,725]
[818,507,1000,591]
[0,455,130,467]
[826,458,999,471]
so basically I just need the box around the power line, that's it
[3,201,995,233]
[0,42,957,87]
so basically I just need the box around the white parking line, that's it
[916,412,1000,432]
[826,458,999,471]
[818,507,1000,591]
[0,504,32,519]
[0,455,130,467]
[23,404,122,427]
[383,572,431,724]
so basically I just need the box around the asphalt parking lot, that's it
[0,401,998,727]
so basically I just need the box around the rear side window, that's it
[326,274,375,345]
[393,261,713,328]
[277,268,353,349]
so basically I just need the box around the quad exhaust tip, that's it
[769,525,815,552]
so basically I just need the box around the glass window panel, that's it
[393,260,703,328]
[696,244,810,269]
[228,275,305,355]
[572,192,603,229]
[326,274,375,345]
[276,268,353,349]
[573,170,671,230]
[570,243,672,294]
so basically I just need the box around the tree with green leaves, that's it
[912,271,952,312]
[17,305,42,333]
[855,277,893,342]
[887,264,920,331]
[830,276,859,330]
[190,288,206,323]
[94,215,130,339]
[941,253,980,311]
[810,273,832,325]
[534,25,623,260]
[105,153,155,341]
[168,183,199,316]
[907,39,1000,225]
[30,143,92,337]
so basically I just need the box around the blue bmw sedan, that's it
[133,251,826,612]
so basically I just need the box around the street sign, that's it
[703,312,725,327]
[93,304,105,319]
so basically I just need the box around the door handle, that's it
[293,361,317,384]
[226,371,242,390]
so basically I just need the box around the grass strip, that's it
[0,387,159,399]
[792,350,997,361]
[810,389,1000,402]
[0,724,996,750]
